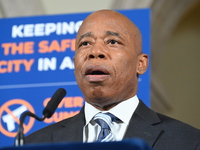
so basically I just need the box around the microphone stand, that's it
[14,88,66,146]
[14,111,47,146]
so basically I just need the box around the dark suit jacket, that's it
[25,100,200,150]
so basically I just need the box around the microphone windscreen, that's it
[43,88,66,118]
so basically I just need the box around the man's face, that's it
[74,11,147,110]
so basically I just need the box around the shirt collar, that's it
[84,95,139,125]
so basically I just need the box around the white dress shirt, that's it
[83,95,139,143]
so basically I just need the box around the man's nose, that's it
[88,42,108,59]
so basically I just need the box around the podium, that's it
[1,138,152,150]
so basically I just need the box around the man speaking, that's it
[25,10,200,150]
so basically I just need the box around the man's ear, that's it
[137,54,148,75]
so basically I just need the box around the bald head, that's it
[76,9,142,54]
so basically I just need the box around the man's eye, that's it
[80,42,89,47]
[109,40,118,44]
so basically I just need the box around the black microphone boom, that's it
[14,88,67,146]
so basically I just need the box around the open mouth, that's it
[87,70,108,75]
[85,65,110,82]
[85,65,109,75]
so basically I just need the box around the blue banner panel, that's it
[0,9,150,148]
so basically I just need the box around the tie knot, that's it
[93,113,117,142]
[93,113,117,129]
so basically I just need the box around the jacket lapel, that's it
[52,107,85,143]
[124,100,163,147]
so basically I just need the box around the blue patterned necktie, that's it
[93,113,117,142]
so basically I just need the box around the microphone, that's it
[14,88,67,146]
[43,88,66,118]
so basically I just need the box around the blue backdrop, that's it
[0,9,150,148]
